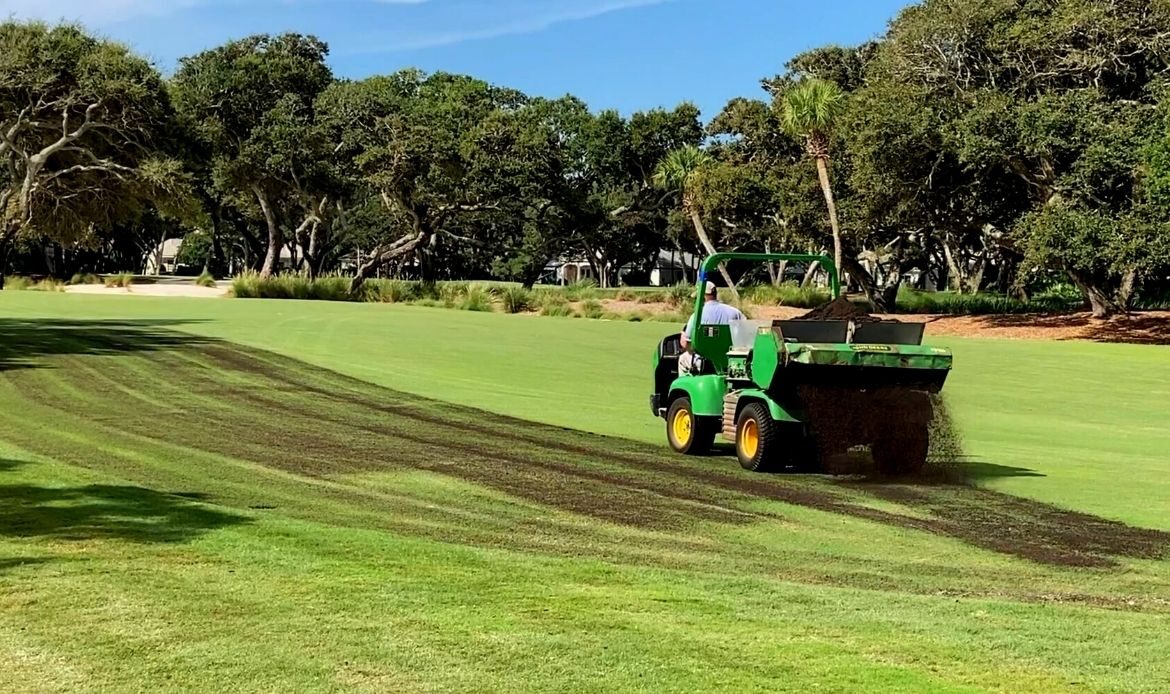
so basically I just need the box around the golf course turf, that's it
[2,292,1170,692]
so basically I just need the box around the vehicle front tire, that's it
[666,397,716,455]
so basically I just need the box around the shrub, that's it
[307,276,351,301]
[581,299,605,320]
[500,287,533,313]
[194,270,217,288]
[540,295,574,317]
[665,282,694,308]
[615,289,637,302]
[273,274,313,300]
[229,271,315,301]
[647,311,688,324]
[460,285,495,312]
[893,288,1075,315]
[1134,289,1170,310]
[742,282,831,309]
[438,281,469,308]
[563,279,598,302]
[361,279,419,303]
[5,276,63,291]
[636,290,668,304]
[104,272,135,288]
[230,270,261,298]
[69,272,101,285]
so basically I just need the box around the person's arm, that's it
[680,315,696,350]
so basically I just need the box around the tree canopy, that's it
[3,3,1170,314]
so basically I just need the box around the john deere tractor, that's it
[650,253,953,474]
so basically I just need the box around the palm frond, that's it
[781,78,847,138]
[652,145,712,192]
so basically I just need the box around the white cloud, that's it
[0,0,429,27]
[0,0,195,25]
[379,0,673,51]
[0,0,677,60]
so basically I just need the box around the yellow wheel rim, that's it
[740,418,760,460]
[672,408,693,445]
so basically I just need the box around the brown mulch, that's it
[614,298,1170,345]
[892,311,1170,345]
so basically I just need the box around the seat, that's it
[654,334,682,402]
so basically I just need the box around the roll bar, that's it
[690,253,840,358]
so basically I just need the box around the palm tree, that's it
[654,145,739,303]
[782,78,847,286]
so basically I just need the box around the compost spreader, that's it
[650,253,953,474]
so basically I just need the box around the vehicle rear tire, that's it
[666,397,716,455]
[736,403,780,472]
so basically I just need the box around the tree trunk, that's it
[843,255,901,313]
[941,239,964,293]
[155,227,166,276]
[0,233,10,290]
[305,221,321,280]
[687,208,740,304]
[1067,268,1121,318]
[1117,268,1137,310]
[349,231,428,293]
[800,247,829,288]
[814,157,843,288]
[255,188,283,279]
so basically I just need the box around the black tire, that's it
[736,403,781,472]
[666,397,717,455]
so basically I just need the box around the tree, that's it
[576,106,700,287]
[0,22,189,288]
[781,78,848,287]
[171,34,334,278]
[654,146,739,301]
[323,71,527,290]
[704,97,829,286]
[869,0,1170,314]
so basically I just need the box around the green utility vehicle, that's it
[650,253,953,473]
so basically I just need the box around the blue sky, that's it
[3,0,914,117]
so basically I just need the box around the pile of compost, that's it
[797,296,882,323]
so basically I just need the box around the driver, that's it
[678,282,744,375]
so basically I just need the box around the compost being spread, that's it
[650,253,953,475]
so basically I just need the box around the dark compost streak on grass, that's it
[2,319,1168,576]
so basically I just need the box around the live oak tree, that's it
[171,34,333,278]
[582,105,702,288]
[870,0,1170,315]
[0,22,188,288]
[323,71,526,290]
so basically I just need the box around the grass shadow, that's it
[0,318,213,372]
[0,557,51,573]
[958,461,1045,480]
[0,479,249,543]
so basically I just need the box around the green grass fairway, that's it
[2,292,1170,692]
